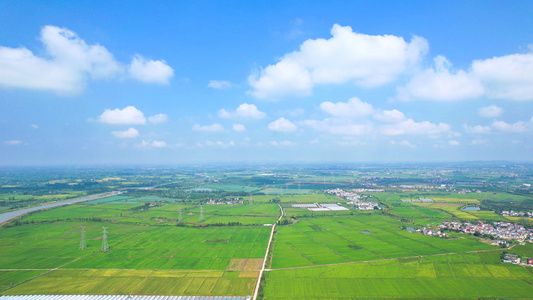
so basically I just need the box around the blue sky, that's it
[0,0,532,165]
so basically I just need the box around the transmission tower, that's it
[101,227,109,252]
[199,205,204,222]
[178,209,183,223]
[249,194,253,206]
[79,226,87,250]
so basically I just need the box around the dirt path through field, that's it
[251,204,284,300]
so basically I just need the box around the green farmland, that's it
[1,163,533,299]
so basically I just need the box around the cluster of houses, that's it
[401,198,434,203]
[324,189,381,211]
[438,221,533,244]
[205,197,243,205]
[501,253,533,267]
[406,226,447,238]
[501,210,533,218]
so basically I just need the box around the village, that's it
[501,210,533,218]
[438,221,533,244]
[324,188,381,211]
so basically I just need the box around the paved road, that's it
[0,193,117,225]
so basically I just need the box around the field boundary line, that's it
[251,204,283,300]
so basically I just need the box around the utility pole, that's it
[199,205,204,222]
[101,227,109,252]
[178,208,183,223]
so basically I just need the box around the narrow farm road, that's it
[252,204,284,300]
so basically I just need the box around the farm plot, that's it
[264,254,533,299]
[2,269,255,296]
[271,215,495,269]
[0,222,145,270]
[65,226,271,270]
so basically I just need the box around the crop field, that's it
[0,217,270,296]
[412,203,479,220]
[4,270,255,296]
[21,202,280,226]
[259,188,313,195]
[264,255,533,299]
[271,216,495,269]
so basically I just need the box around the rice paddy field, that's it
[1,187,532,299]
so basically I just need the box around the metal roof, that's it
[0,296,249,300]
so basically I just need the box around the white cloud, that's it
[192,123,224,132]
[269,140,296,147]
[398,56,484,101]
[299,119,372,136]
[449,140,460,146]
[30,124,39,129]
[268,117,297,132]
[478,105,503,118]
[97,106,146,125]
[148,113,169,124]
[463,124,491,134]
[0,26,173,94]
[0,26,121,94]
[373,109,406,123]
[218,103,266,119]
[399,140,416,148]
[492,120,529,133]
[111,128,139,139]
[5,140,22,145]
[248,59,312,99]
[151,140,167,148]
[380,119,451,136]
[233,124,246,132]
[472,52,533,101]
[128,55,173,84]
[248,24,428,99]
[197,140,235,148]
[208,80,232,89]
[320,97,374,118]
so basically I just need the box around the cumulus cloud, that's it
[148,113,169,124]
[218,103,266,119]
[268,117,298,132]
[269,140,296,147]
[299,119,372,136]
[192,123,224,132]
[373,109,406,123]
[320,97,374,118]
[233,124,246,132]
[492,120,529,133]
[0,26,173,94]
[248,24,428,99]
[111,128,139,139]
[398,56,484,101]
[197,140,235,148]
[472,52,533,101]
[208,80,232,89]
[128,55,173,84]
[478,105,503,118]
[465,117,533,134]
[463,124,491,134]
[97,106,146,125]
[151,140,167,148]
[449,140,460,146]
[380,119,451,136]
[5,140,22,145]
[398,140,416,148]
